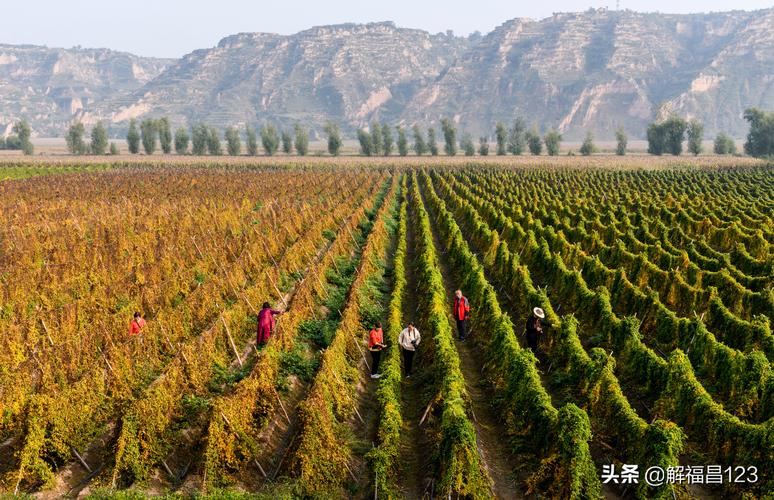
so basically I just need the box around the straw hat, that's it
[533,307,545,319]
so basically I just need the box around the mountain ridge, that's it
[1,9,773,139]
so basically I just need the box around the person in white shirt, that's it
[398,322,421,377]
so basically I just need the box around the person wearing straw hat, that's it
[526,307,545,351]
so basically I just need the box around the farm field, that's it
[0,160,772,499]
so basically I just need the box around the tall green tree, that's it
[713,132,736,155]
[381,123,394,156]
[478,136,489,156]
[246,126,258,156]
[662,116,688,156]
[127,119,140,154]
[324,122,342,156]
[647,122,666,155]
[396,126,408,156]
[441,118,457,156]
[526,126,542,155]
[91,122,109,155]
[743,108,774,158]
[615,126,628,156]
[412,125,427,155]
[4,135,22,150]
[508,118,526,155]
[369,121,382,156]
[66,122,87,155]
[157,117,172,154]
[544,129,562,156]
[225,126,242,156]
[460,133,474,156]
[495,122,507,155]
[174,127,189,154]
[281,130,293,154]
[579,131,596,156]
[140,119,158,155]
[428,127,439,156]
[687,119,704,156]
[207,126,222,155]
[294,124,309,156]
[357,129,373,156]
[191,124,208,155]
[261,124,280,155]
[13,120,33,155]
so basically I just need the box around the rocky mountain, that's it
[2,9,773,139]
[0,44,171,136]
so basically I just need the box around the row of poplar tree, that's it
[57,107,774,157]
[65,119,314,156]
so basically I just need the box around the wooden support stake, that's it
[350,331,370,371]
[260,237,280,269]
[254,459,268,479]
[267,272,289,308]
[161,460,175,480]
[313,269,330,298]
[242,293,259,315]
[180,347,190,366]
[220,316,243,368]
[419,393,440,426]
[191,237,205,260]
[342,219,359,247]
[97,347,115,375]
[272,386,292,425]
[71,446,92,473]
[272,431,298,479]
[331,372,365,424]
[40,318,54,347]
[344,462,357,482]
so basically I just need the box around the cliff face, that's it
[2,9,773,139]
[85,22,469,136]
[0,44,171,136]
[401,9,773,139]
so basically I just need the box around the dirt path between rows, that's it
[394,195,435,499]
[418,177,523,499]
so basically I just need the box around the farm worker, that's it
[368,322,386,379]
[257,302,283,344]
[398,322,421,377]
[129,312,146,336]
[526,307,545,351]
[453,290,470,341]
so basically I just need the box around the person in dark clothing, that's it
[526,307,545,351]
[453,290,470,341]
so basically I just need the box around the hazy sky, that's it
[2,0,772,58]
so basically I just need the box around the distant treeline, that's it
[3,107,774,158]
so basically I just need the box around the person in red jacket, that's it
[368,322,386,378]
[129,312,146,336]
[453,290,470,341]
[257,302,283,345]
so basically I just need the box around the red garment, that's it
[453,296,470,321]
[129,318,146,335]
[257,307,281,343]
[368,328,384,351]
